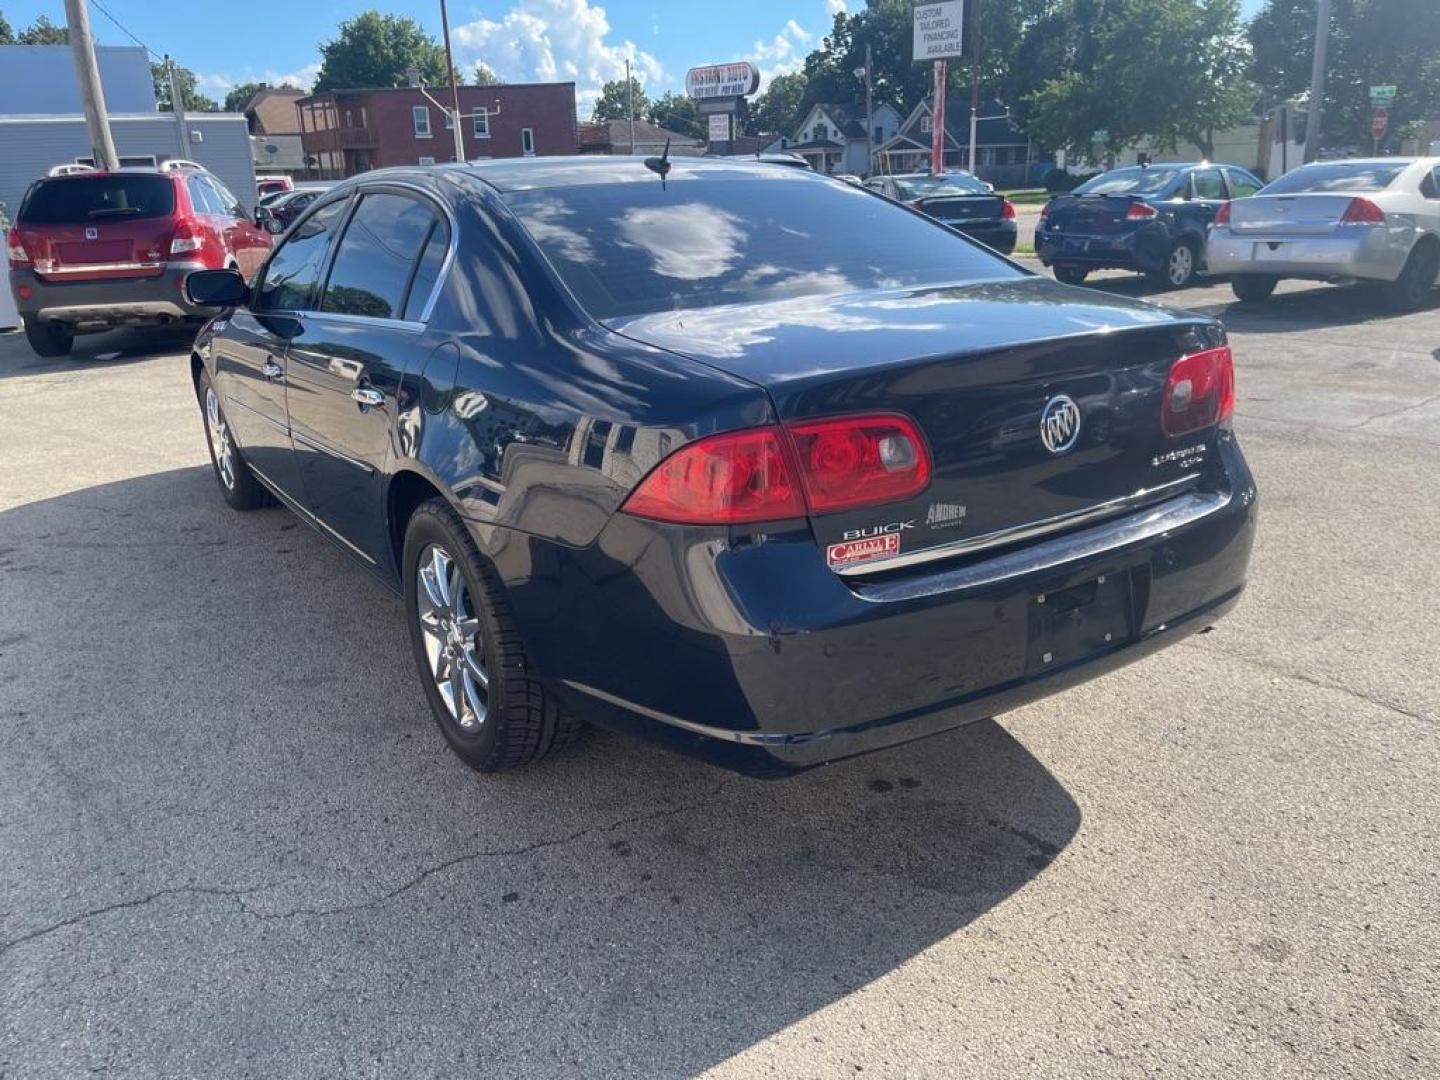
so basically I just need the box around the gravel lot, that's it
[2,271,1437,1079]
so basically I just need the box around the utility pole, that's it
[438,0,465,163]
[968,0,982,174]
[626,58,636,154]
[63,0,118,171]
[1303,0,1330,163]
[863,44,874,177]
[165,57,190,160]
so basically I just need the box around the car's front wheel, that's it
[24,319,72,358]
[1231,275,1278,303]
[403,498,584,773]
[195,369,270,510]
[1053,264,1089,286]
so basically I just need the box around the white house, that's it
[788,102,902,175]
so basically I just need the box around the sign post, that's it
[684,62,760,157]
[1371,107,1388,153]
[913,1,965,175]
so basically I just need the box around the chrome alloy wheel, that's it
[416,544,489,730]
[1167,243,1195,286]
[205,387,236,490]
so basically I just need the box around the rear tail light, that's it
[1000,199,1017,220]
[621,412,932,525]
[1213,200,1232,226]
[169,216,204,256]
[1339,196,1386,225]
[1038,201,1049,223]
[1126,202,1158,220]
[1162,346,1235,437]
[6,227,29,267]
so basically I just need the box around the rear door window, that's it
[1190,169,1225,200]
[402,221,450,321]
[253,198,350,312]
[318,193,440,321]
[20,174,175,223]
[187,175,223,215]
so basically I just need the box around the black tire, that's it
[1150,238,1199,288]
[194,367,270,510]
[403,498,584,772]
[23,319,72,358]
[1053,263,1089,285]
[1382,242,1439,312]
[1231,275,1279,303]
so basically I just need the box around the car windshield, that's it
[504,174,1022,321]
[893,173,990,198]
[1073,167,1182,196]
[20,174,175,223]
[1261,162,1408,194]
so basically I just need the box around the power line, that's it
[87,0,163,62]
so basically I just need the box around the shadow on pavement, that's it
[0,324,198,380]
[0,466,1080,1077]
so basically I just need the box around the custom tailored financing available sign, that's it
[913,1,965,61]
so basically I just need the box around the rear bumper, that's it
[1036,225,1170,273]
[950,220,1017,255]
[494,433,1257,776]
[9,264,209,328]
[1204,228,1407,283]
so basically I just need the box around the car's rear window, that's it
[20,174,175,223]
[503,174,1022,320]
[1073,167,1181,196]
[894,173,989,198]
[1260,162,1408,194]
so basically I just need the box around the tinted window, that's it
[254,198,349,312]
[1191,169,1225,200]
[1262,162,1407,194]
[1225,169,1262,197]
[403,221,450,321]
[20,174,175,223]
[187,175,223,215]
[209,178,243,216]
[320,193,439,320]
[505,175,1022,321]
[893,173,989,199]
[1073,167,1182,196]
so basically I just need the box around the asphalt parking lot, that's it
[2,271,1437,1079]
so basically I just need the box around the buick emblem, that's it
[1039,395,1082,455]
[85,227,98,240]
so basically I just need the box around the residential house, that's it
[788,102,901,175]
[242,87,307,177]
[876,97,1036,186]
[576,118,705,156]
[296,83,578,179]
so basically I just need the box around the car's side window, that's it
[1191,169,1225,200]
[252,198,350,313]
[187,175,221,215]
[208,178,246,219]
[318,193,441,322]
[1422,167,1440,200]
[1225,169,1262,198]
[402,219,451,321]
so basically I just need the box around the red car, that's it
[6,167,273,357]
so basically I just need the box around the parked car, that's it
[867,171,1017,255]
[259,186,331,230]
[1206,157,1440,309]
[256,175,294,199]
[1037,162,1264,287]
[6,167,273,357]
[182,158,1256,778]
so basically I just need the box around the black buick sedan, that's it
[185,157,1256,777]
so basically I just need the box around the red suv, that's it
[6,168,273,357]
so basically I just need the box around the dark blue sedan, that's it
[1037,163,1264,287]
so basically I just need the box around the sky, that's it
[4,0,1266,117]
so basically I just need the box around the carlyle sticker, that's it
[826,532,901,569]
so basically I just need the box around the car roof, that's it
[458,155,826,193]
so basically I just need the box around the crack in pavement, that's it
[1345,392,1440,431]
[1180,639,1436,727]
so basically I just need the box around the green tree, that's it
[314,11,447,92]
[647,91,703,139]
[472,62,501,86]
[152,62,220,112]
[18,14,67,44]
[224,81,271,114]
[1249,0,1440,151]
[591,76,649,122]
[0,11,15,45]
[748,71,808,136]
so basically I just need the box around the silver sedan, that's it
[1206,157,1440,309]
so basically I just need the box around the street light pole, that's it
[626,58,636,154]
[1303,0,1330,163]
[63,0,118,171]
[439,0,465,163]
[863,44,874,177]
[968,0,982,174]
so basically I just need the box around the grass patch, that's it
[1012,240,1036,256]
[999,189,1050,205]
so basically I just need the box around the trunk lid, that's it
[16,173,176,281]
[1225,193,1358,237]
[1043,193,1150,235]
[610,277,1221,569]
[915,194,1005,225]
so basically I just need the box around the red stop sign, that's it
[1372,109,1388,138]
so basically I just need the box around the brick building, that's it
[296,83,578,178]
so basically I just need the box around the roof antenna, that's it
[644,138,671,188]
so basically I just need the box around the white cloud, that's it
[195,62,321,101]
[826,0,848,15]
[747,18,812,92]
[450,0,664,118]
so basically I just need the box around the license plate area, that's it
[1026,570,1134,675]
[1254,241,1288,261]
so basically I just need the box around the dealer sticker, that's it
[826,532,900,569]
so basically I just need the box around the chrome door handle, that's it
[351,387,384,409]
[261,357,282,379]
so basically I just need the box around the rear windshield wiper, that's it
[87,207,144,218]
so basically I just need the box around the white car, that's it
[1206,157,1440,309]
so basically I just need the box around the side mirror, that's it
[185,268,249,308]
[254,206,272,226]
[264,217,285,235]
